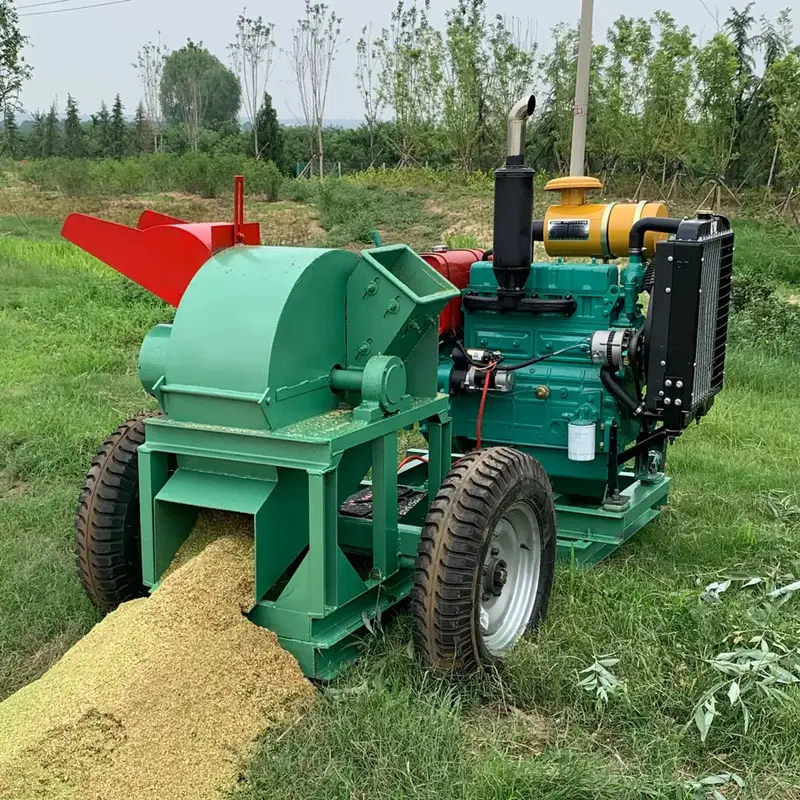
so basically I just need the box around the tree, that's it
[229,11,276,158]
[135,38,167,151]
[90,101,111,158]
[441,1,536,170]
[356,24,384,164]
[63,95,84,158]
[161,40,241,150]
[640,12,695,189]
[289,2,342,176]
[724,4,759,181]
[110,94,127,157]
[254,91,283,165]
[133,101,152,153]
[538,23,579,172]
[694,33,741,208]
[2,104,19,159]
[41,103,61,158]
[0,0,32,110]
[375,1,443,166]
[766,47,800,216]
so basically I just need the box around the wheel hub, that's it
[479,500,543,656]
[483,556,509,599]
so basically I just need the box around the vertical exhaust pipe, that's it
[493,95,536,304]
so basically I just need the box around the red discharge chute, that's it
[61,212,261,307]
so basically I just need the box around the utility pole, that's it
[569,0,594,176]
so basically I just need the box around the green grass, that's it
[1,198,800,799]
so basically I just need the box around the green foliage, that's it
[1,105,19,159]
[766,47,800,187]
[63,95,84,159]
[254,92,282,164]
[315,178,442,247]
[109,94,127,159]
[161,40,242,150]
[242,158,282,202]
[36,103,61,159]
[374,0,444,166]
[0,0,32,109]
[694,34,741,176]
[441,0,536,170]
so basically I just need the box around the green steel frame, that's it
[138,404,454,679]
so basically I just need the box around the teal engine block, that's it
[441,259,641,501]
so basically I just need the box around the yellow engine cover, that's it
[542,177,668,260]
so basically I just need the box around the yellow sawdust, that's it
[0,512,314,800]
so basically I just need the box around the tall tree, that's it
[441,1,536,170]
[2,104,19,159]
[694,32,741,198]
[90,101,111,158]
[133,101,152,153]
[63,94,84,158]
[538,23,579,172]
[765,46,800,209]
[289,1,342,176]
[0,0,32,110]
[161,40,242,150]
[254,90,283,164]
[135,38,167,152]
[356,24,384,164]
[375,1,443,166]
[41,102,61,158]
[110,94,126,157]
[724,4,759,181]
[229,11,276,159]
[641,12,695,187]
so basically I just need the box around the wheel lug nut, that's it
[491,547,500,556]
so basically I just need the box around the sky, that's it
[16,0,800,121]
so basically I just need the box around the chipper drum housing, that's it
[65,103,734,679]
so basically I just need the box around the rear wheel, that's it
[75,412,160,612]
[412,447,556,672]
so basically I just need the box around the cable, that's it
[20,0,132,16]
[397,455,428,471]
[496,338,590,373]
[475,363,496,449]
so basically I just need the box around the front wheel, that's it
[75,412,160,612]
[412,447,556,672]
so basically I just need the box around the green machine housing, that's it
[134,243,459,677]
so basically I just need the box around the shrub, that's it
[280,178,316,203]
[730,273,800,356]
[243,160,282,202]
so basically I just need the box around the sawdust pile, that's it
[0,513,315,800]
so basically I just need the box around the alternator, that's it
[590,329,633,369]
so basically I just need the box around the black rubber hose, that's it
[628,217,681,255]
[481,249,493,261]
[600,366,645,417]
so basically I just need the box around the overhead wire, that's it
[19,0,132,16]
[17,0,84,9]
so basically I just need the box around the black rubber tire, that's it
[75,412,160,612]
[411,447,557,672]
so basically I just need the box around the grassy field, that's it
[1,178,800,800]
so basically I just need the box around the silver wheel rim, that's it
[479,500,542,657]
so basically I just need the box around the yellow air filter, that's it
[543,176,669,259]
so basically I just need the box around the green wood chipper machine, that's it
[63,98,734,679]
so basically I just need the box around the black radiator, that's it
[644,214,734,430]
